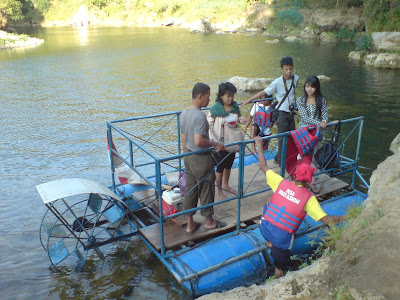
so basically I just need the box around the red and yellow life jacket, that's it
[263,179,313,234]
[254,105,274,132]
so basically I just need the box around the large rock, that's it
[300,7,364,32]
[372,32,400,52]
[319,32,338,43]
[348,51,366,62]
[284,36,301,42]
[390,132,400,154]
[373,53,400,69]
[228,76,273,92]
[300,26,320,39]
[190,20,214,33]
[317,75,331,81]
[364,53,379,66]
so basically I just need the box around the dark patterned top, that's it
[296,96,329,126]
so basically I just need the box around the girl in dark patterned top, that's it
[296,75,329,193]
[296,75,328,129]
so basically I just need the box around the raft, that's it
[37,111,368,298]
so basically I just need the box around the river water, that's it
[1,27,399,299]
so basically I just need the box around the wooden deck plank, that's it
[138,160,349,252]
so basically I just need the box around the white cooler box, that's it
[162,189,182,216]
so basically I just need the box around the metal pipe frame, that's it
[106,113,366,283]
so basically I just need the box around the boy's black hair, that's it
[216,82,237,103]
[280,56,294,67]
[192,82,210,99]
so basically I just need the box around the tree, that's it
[0,0,24,21]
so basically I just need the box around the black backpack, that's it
[315,122,341,173]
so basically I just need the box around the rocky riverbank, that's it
[349,32,400,69]
[0,30,44,50]
[200,132,400,300]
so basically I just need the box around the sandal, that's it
[186,221,201,234]
[204,220,227,231]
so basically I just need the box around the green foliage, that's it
[275,8,303,27]
[265,275,276,283]
[334,29,357,40]
[364,0,400,31]
[0,0,24,20]
[33,0,52,13]
[355,34,373,51]
[87,0,108,9]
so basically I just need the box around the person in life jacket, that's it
[254,136,344,278]
[244,98,275,153]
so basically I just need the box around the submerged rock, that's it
[190,20,214,33]
[284,36,301,42]
[348,50,366,62]
[265,39,279,44]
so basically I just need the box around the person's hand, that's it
[320,121,327,129]
[242,99,251,105]
[254,136,263,148]
[213,141,226,152]
[239,117,247,124]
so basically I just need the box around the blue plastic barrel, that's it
[168,232,272,297]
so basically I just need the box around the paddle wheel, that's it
[37,178,138,272]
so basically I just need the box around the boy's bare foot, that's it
[218,190,226,200]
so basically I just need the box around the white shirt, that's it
[264,75,299,113]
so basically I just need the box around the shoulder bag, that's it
[223,122,244,153]
[269,75,295,123]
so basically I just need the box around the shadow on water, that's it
[0,27,399,299]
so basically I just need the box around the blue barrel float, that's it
[168,231,274,297]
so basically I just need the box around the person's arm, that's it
[194,133,225,151]
[255,136,270,173]
[207,112,216,141]
[320,97,329,129]
[181,133,187,153]
[242,90,267,105]
[319,214,346,225]
[305,197,345,225]
[244,115,253,131]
